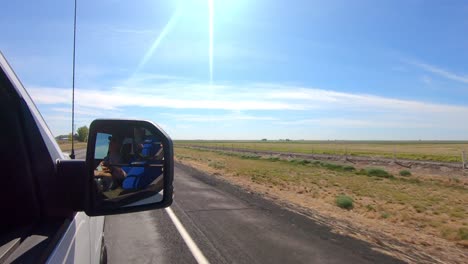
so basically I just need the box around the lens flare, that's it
[131,7,181,79]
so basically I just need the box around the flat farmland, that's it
[176,140,468,163]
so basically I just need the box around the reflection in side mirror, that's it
[85,119,173,216]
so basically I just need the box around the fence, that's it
[180,143,468,173]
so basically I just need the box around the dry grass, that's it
[176,140,468,163]
[57,141,87,152]
[175,147,468,246]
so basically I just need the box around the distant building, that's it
[55,134,78,141]
[56,135,69,141]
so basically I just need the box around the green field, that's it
[175,140,468,163]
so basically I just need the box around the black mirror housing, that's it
[84,119,174,216]
[53,159,88,212]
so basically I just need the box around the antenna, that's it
[70,0,77,159]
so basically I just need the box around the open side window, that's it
[0,56,73,263]
[0,63,43,261]
[0,67,40,234]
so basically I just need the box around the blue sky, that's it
[1,0,468,139]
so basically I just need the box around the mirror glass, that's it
[92,125,165,209]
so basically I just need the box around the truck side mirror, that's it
[84,119,174,216]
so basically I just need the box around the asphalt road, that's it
[63,148,86,159]
[101,162,403,264]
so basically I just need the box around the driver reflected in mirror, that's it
[94,135,126,191]
[133,127,145,156]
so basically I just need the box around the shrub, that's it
[208,161,225,169]
[321,163,344,171]
[240,154,261,160]
[220,151,238,157]
[266,157,280,162]
[399,170,412,177]
[289,159,311,165]
[343,165,356,172]
[365,168,393,178]
[319,162,355,172]
[336,195,354,209]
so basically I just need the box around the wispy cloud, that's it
[50,107,117,116]
[28,85,307,111]
[406,60,468,84]
[265,87,468,114]
[161,113,276,122]
[29,81,468,114]
[27,79,468,137]
[275,118,434,129]
[123,73,192,86]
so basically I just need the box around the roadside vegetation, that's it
[399,170,412,177]
[56,125,89,152]
[176,140,468,163]
[336,195,354,209]
[57,141,87,152]
[175,147,468,246]
[359,167,394,178]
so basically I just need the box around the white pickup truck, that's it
[0,52,174,263]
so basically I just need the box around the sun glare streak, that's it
[131,7,181,80]
[208,0,214,84]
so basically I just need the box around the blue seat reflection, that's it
[121,139,163,190]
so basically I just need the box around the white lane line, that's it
[165,207,210,264]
